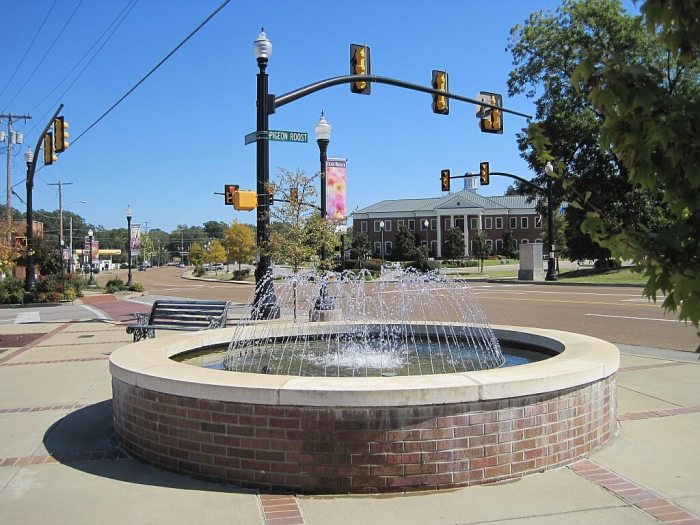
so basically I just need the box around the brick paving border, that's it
[571,460,700,524]
[0,356,109,367]
[0,322,71,364]
[618,405,700,421]
[619,362,689,373]
[0,403,87,414]
[259,494,305,525]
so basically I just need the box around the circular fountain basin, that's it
[109,324,618,494]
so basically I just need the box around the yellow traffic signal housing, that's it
[441,169,451,192]
[54,116,69,152]
[224,184,239,205]
[267,183,275,205]
[431,70,449,115]
[479,161,490,185]
[350,44,371,95]
[480,92,504,134]
[43,132,56,165]
[233,190,257,211]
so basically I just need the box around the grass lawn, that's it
[556,266,646,285]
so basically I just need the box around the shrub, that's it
[362,258,383,272]
[64,288,76,301]
[129,282,144,292]
[105,278,126,294]
[594,259,621,270]
[193,265,206,277]
[0,277,24,304]
[65,274,86,298]
[233,269,250,280]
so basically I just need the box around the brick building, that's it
[351,181,543,259]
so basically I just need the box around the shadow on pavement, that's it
[42,400,254,494]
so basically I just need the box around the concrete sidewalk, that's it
[0,303,699,524]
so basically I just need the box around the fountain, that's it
[110,269,618,493]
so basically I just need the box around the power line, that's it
[71,0,232,146]
[0,0,58,101]
[4,0,85,109]
[27,0,138,126]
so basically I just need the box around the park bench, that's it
[126,299,231,342]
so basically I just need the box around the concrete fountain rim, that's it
[109,324,619,408]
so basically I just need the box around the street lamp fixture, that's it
[424,219,430,256]
[126,205,133,287]
[544,162,558,281]
[315,111,331,263]
[87,228,96,286]
[379,220,385,265]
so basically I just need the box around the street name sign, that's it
[244,130,308,145]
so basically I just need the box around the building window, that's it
[455,217,464,230]
[470,218,478,230]
[495,217,503,229]
[486,239,493,250]
[374,220,382,232]
[360,221,367,233]
[495,239,503,252]
[521,217,528,229]
[484,217,493,229]
[521,239,529,244]
[373,241,382,255]
[385,220,392,232]
[420,240,428,248]
[408,219,415,231]
[420,219,429,231]
[397,219,404,229]
[430,240,437,254]
[385,241,393,256]
[535,238,543,243]
[509,217,518,229]
[444,217,452,229]
[430,219,437,230]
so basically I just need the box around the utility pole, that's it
[1,113,32,238]
[47,180,73,246]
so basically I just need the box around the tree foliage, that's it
[471,231,490,273]
[351,232,371,263]
[205,239,227,270]
[443,228,464,260]
[224,221,256,273]
[394,225,419,261]
[507,0,671,263]
[188,242,205,268]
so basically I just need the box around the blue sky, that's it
[1,0,637,233]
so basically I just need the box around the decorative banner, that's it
[130,224,141,256]
[62,248,70,261]
[91,241,100,264]
[326,158,347,223]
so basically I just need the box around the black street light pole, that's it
[544,162,558,281]
[380,221,385,265]
[252,29,279,319]
[315,111,331,264]
[126,206,133,286]
[87,228,96,286]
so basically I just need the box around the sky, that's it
[1,0,638,234]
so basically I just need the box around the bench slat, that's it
[128,299,230,342]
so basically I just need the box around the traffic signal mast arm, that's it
[272,74,532,120]
[489,171,547,195]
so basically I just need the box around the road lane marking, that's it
[585,313,680,322]
[477,296,658,307]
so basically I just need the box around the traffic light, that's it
[233,190,257,211]
[267,183,275,205]
[480,92,503,134]
[350,44,371,95]
[224,184,239,205]
[440,169,451,192]
[43,132,56,165]
[431,70,449,115]
[479,161,490,185]
[53,116,69,152]
[290,187,299,206]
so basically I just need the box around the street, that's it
[102,266,697,352]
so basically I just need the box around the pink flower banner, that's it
[326,158,347,223]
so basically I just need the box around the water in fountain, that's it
[223,268,504,376]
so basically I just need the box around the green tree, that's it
[443,228,464,260]
[501,231,518,259]
[203,220,227,240]
[394,225,418,261]
[188,242,205,268]
[471,231,490,273]
[206,239,227,272]
[351,232,371,265]
[267,168,335,273]
[507,0,670,263]
[224,221,256,273]
[568,0,700,326]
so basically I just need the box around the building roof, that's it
[354,189,535,215]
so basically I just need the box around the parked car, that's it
[138,263,147,271]
[177,263,185,268]
[212,263,225,271]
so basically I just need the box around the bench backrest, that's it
[148,300,230,329]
